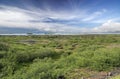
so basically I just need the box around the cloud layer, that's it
[0,5,120,34]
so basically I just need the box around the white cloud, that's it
[0,5,120,34]
[0,10,33,22]
[93,20,120,32]
[82,9,107,21]
[0,5,87,33]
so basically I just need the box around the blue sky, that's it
[0,0,120,34]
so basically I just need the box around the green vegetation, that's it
[0,35,120,79]
[111,75,120,79]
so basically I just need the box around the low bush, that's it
[0,42,9,51]
[0,51,6,58]
[15,49,60,63]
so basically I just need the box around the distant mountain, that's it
[0,27,46,34]
[106,31,120,33]
[111,31,120,33]
[0,27,120,35]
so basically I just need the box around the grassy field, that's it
[0,35,120,79]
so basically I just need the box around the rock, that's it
[57,75,65,79]
[107,72,112,76]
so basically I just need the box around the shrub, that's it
[15,49,59,63]
[0,51,6,58]
[0,62,3,71]
[0,42,9,51]
[15,52,30,63]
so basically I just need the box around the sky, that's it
[0,0,120,34]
